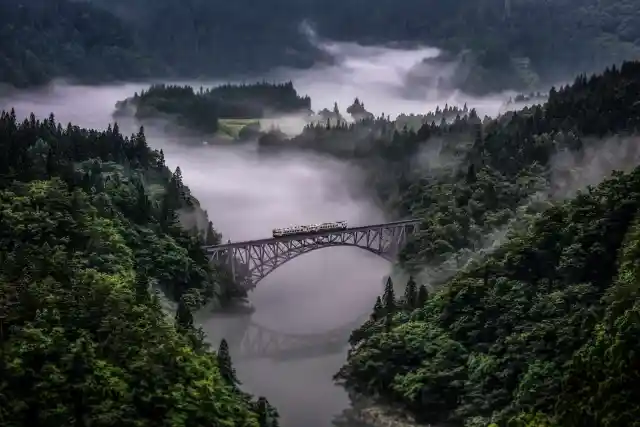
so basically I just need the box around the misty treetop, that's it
[210,81,312,115]
[3,0,640,94]
[114,82,311,136]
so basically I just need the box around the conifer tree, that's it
[205,221,218,245]
[135,182,151,222]
[159,190,178,231]
[403,276,418,310]
[217,338,241,388]
[371,296,384,320]
[255,396,279,427]
[173,166,183,189]
[417,284,429,307]
[382,277,396,313]
[157,149,165,168]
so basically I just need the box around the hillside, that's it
[310,0,640,92]
[0,111,276,426]
[0,0,158,88]
[3,0,640,93]
[326,62,640,425]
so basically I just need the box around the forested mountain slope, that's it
[0,0,157,88]
[0,111,276,426]
[310,0,640,90]
[2,0,640,93]
[332,62,640,426]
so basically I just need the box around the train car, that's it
[272,221,348,238]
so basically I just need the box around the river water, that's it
[0,41,510,427]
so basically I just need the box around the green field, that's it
[217,118,260,139]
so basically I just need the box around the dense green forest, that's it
[0,110,278,426]
[315,62,640,425]
[3,0,640,93]
[0,0,157,88]
[114,82,311,136]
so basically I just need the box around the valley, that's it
[2,3,640,427]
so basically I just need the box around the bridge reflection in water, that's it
[200,220,418,360]
[207,312,371,362]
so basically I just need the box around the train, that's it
[272,221,348,238]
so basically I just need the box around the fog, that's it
[268,25,516,121]
[0,37,517,427]
[550,135,640,200]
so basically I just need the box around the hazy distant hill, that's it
[2,0,640,93]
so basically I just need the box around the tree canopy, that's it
[325,61,640,426]
[115,82,311,136]
[0,109,278,426]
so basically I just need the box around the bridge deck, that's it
[204,219,420,251]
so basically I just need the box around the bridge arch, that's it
[246,241,394,287]
[205,219,420,290]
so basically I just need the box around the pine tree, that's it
[382,277,396,313]
[205,221,218,245]
[159,191,178,231]
[217,338,241,388]
[371,296,384,320]
[255,397,279,427]
[173,167,183,189]
[403,276,418,310]
[135,126,149,167]
[168,167,185,204]
[175,296,193,330]
[417,284,429,307]
[157,149,165,168]
[135,181,151,223]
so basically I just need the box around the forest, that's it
[308,61,640,426]
[2,0,640,93]
[3,10,640,421]
[114,82,311,136]
[0,111,278,426]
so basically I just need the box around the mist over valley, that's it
[3,2,640,427]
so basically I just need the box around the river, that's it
[0,41,510,427]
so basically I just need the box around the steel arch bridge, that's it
[228,314,371,361]
[203,219,420,290]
